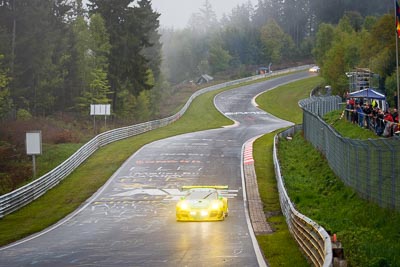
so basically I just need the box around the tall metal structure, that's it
[347,68,373,93]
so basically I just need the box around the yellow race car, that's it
[176,186,229,222]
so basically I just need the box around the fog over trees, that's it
[0,0,394,122]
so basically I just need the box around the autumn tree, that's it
[312,23,335,67]
[260,19,295,64]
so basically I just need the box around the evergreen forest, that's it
[0,0,395,121]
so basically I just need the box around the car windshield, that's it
[186,189,218,200]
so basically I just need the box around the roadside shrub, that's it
[0,141,32,194]
[54,130,77,144]
[16,109,32,121]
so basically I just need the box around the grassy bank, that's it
[254,133,310,267]
[255,76,400,266]
[323,110,378,139]
[278,132,400,267]
[255,76,323,266]
[256,76,323,123]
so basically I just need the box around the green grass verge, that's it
[254,133,309,267]
[37,143,85,177]
[255,76,400,266]
[256,76,324,124]
[278,132,400,267]
[323,110,379,139]
[254,77,323,267]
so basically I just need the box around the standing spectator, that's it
[363,103,372,129]
[348,98,356,123]
[372,99,378,109]
[384,110,394,122]
[392,108,398,123]
[349,98,355,108]
[371,107,379,129]
[356,104,364,127]
[343,91,349,102]
[383,111,394,137]
[346,97,355,121]
[376,109,385,136]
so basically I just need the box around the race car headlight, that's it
[178,201,189,210]
[211,202,222,210]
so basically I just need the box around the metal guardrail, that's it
[274,126,333,267]
[0,65,311,218]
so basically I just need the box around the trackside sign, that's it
[26,131,42,155]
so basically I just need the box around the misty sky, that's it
[151,0,258,29]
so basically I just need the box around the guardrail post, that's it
[331,234,347,267]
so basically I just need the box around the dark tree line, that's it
[253,0,392,46]
[0,0,394,121]
[0,0,161,121]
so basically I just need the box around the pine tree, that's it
[0,0,72,116]
[89,0,161,118]
[0,54,12,120]
[74,13,111,115]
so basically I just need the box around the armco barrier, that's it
[0,65,311,218]
[274,126,333,267]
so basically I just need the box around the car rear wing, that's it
[181,185,229,190]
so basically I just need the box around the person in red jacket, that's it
[384,110,394,122]
[391,108,398,123]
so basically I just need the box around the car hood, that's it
[186,199,212,208]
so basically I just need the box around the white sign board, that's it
[90,104,111,115]
[26,131,42,155]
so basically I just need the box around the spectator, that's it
[376,109,385,136]
[371,107,379,129]
[372,99,378,109]
[363,103,372,129]
[384,110,394,122]
[343,91,349,102]
[351,106,358,124]
[383,111,394,137]
[356,104,364,127]
[349,98,355,108]
[392,108,398,123]
[345,98,355,121]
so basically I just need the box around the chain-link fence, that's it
[299,96,400,211]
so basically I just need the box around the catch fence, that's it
[299,96,400,211]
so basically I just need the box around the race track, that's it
[0,71,311,267]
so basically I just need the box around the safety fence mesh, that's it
[299,96,400,210]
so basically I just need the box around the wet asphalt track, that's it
[0,71,312,267]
